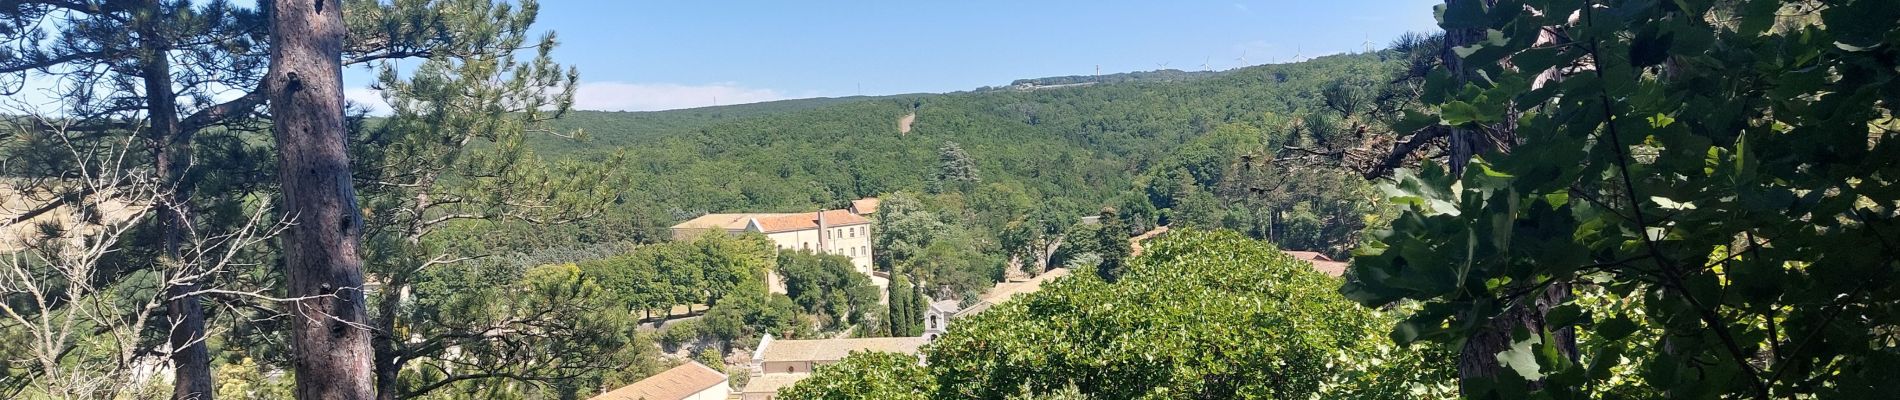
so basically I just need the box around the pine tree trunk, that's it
[136,3,214,396]
[268,0,374,398]
[372,281,403,400]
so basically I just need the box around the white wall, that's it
[684,382,730,400]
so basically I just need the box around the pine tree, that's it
[0,2,269,397]
[348,2,639,396]
[931,141,981,193]
[266,0,373,397]
[3,1,535,396]
[1094,207,1132,282]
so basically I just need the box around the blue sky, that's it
[351,1,1442,112]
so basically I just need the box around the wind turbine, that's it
[1234,50,1248,68]
[1292,46,1304,62]
[1201,56,1212,71]
[1363,34,1375,53]
[1156,61,1170,70]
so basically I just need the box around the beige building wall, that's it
[760,360,816,375]
[681,384,729,400]
[762,225,873,274]
[762,229,820,253]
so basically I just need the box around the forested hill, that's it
[526,95,923,155]
[523,52,1394,247]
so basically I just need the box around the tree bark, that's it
[136,2,214,397]
[1457,283,1578,393]
[268,0,374,398]
[372,274,404,400]
[1440,0,1494,177]
[1439,0,1577,394]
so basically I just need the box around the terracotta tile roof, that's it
[850,198,880,214]
[750,210,870,233]
[759,337,928,363]
[739,373,810,395]
[671,209,870,234]
[671,213,788,231]
[1283,251,1348,278]
[589,361,727,400]
[1306,260,1349,277]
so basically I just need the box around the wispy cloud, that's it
[344,87,392,116]
[1232,3,1251,13]
[572,81,793,112]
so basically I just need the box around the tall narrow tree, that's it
[0,2,270,397]
[267,0,373,397]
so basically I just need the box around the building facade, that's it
[739,334,928,400]
[670,204,876,273]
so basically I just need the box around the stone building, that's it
[669,200,877,273]
[738,334,929,400]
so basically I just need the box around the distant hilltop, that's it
[990,68,1222,91]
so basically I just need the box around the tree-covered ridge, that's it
[526,95,924,156]
[511,52,1399,249]
[781,230,1455,400]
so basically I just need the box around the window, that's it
[850,247,857,256]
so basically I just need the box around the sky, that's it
[345,1,1443,113]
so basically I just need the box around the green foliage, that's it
[1089,207,1133,282]
[693,348,728,374]
[398,263,658,399]
[915,230,1451,399]
[580,233,776,319]
[999,202,1072,275]
[521,53,1395,257]
[872,192,945,272]
[931,141,982,194]
[700,289,810,346]
[214,357,294,399]
[522,97,914,155]
[777,250,880,330]
[777,352,933,400]
[887,274,924,337]
[1347,0,1900,398]
[873,191,1008,299]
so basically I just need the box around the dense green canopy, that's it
[783,230,1455,399]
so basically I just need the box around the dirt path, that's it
[898,112,916,135]
[1129,226,1170,257]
